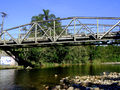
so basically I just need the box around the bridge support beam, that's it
[97,19,99,39]
[100,20,120,39]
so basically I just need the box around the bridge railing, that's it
[0,17,120,46]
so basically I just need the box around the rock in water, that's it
[26,66,32,69]
[67,87,74,90]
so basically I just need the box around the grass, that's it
[1,60,119,69]
[0,65,24,69]
[40,63,61,68]
[39,62,84,69]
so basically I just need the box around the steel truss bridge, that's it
[1,16,120,47]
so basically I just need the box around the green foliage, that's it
[40,46,69,63]
[65,46,89,64]
[30,9,63,38]
[32,9,56,21]
[15,44,120,67]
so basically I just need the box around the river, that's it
[0,64,120,90]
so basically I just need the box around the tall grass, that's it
[0,65,23,69]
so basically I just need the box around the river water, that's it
[0,64,120,90]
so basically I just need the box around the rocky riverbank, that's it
[48,72,120,90]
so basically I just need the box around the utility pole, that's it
[0,12,7,33]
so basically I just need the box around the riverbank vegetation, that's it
[14,44,120,67]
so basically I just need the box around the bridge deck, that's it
[0,33,120,47]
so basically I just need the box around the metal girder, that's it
[33,17,120,24]
[76,19,94,34]
[100,20,120,39]
[3,17,120,32]
[5,31,18,44]
[0,38,119,48]
[0,16,120,47]
[76,19,96,39]
[56,19,74,41]
[4,16,120,31]
[53,21,56,41]
[76,26,84,34]
[35,23,38,43]
[20,23,35,43]
[41,28,51,38]
[61,23,120,27]
[37,23,53,41]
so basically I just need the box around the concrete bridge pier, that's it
[1,47,35,68]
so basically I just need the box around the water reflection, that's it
[0,64,120,89]
[0,69,15,89]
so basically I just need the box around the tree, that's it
[29,9,69,64]
[31,9,62,37]
[65,46,89,64]
[32,9,56,21]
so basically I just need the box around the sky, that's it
[0,0,120,30]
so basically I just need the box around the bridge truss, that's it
[0,17,120,47]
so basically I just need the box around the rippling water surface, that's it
[0,64,120,90]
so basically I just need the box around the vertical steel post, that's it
[84,27,86,36]
[18,27,21,44]
[35,23,37,43]
[66,28,67,35]
[3,31,6,45]
[50,28,51,37]
[54,21,55,41]
[66,29,67,35]
[74,18,76,41]
[103,26,105,33]
[74,18,76,35]
[97,19,99,39]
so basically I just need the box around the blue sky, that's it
[0,0,120,30]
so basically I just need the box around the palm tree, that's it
[43,9,49,20]
[31,9,62,36]
[31,9,56,22]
